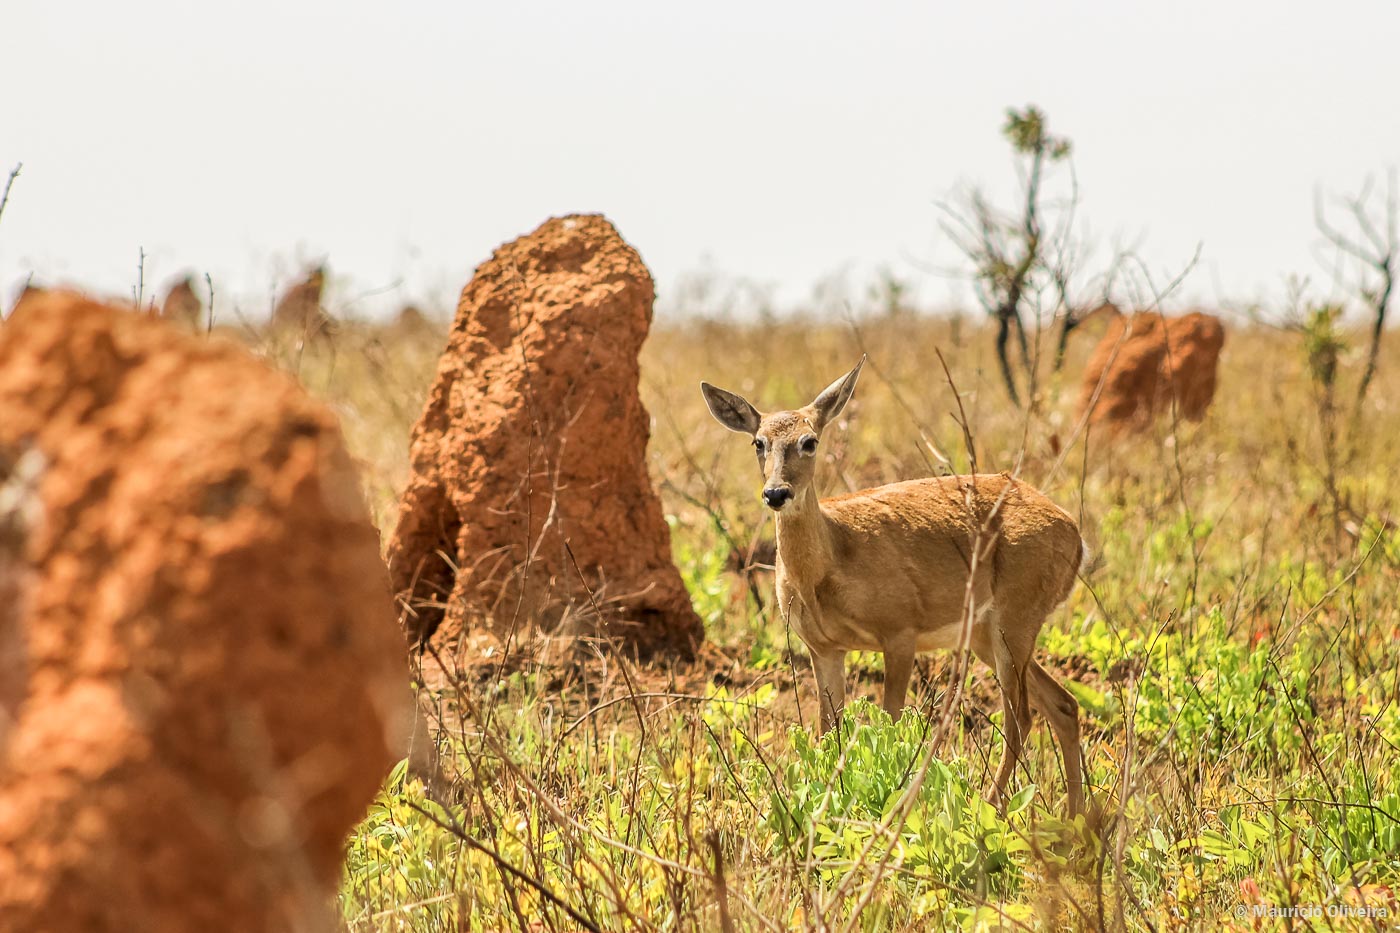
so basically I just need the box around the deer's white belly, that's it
[782,582,995,656]
[912,618,985,653]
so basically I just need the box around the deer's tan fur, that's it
[701,358,1087,815]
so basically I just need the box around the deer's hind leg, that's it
[972,618,1035,813]
[1027,659,1084,816]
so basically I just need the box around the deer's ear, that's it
[700,382,762,435]
[810,355,865,430]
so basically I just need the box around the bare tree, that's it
[1314,169,1397,416]
[940,106,1072,407]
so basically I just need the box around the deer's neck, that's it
[773,485,834,581]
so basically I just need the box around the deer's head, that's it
[700,357,864,512]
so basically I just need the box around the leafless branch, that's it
[0,163,20,227]
[1315,171,1397,414]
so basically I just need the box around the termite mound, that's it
[387,214,703,660]
[1078,305,1226,430]
[0,290,409,932]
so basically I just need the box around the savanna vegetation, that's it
[247,286,1400,931]
[224,112,1400,930]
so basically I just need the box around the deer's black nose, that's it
[762,487,793,509]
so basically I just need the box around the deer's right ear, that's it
[700,383,762,435]
[810,355,865,430]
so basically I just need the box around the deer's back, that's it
[818,473,1082,630]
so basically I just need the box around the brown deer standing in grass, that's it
[701,358,1087,815]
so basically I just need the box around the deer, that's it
[701,357,1087,815]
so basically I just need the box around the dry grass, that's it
[259,305,1400,931]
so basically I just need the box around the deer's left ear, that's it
[810,355,865,430]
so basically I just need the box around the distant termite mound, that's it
[0,291,409,932]
[160,274,203,329]
[385,303,445,344]
[1078,304,1226,430]
[392,303,431,332]
[270,265,334,338]
[387,214,703,659]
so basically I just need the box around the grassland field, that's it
[259,305,1400,931]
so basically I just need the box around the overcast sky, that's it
[2,1,1397,320]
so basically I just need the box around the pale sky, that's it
[2,1,1397,320]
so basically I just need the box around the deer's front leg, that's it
[810,651,846,735]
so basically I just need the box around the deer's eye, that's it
[799,436,818,455]
[753,438,767,455]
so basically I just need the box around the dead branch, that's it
[0,164,20,227]
[1315,170,1398,415]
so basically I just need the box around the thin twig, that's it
[0,163,20,226]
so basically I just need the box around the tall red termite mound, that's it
[1078,306,1226,430]
[387,214,703,658]
[0,291,409,932]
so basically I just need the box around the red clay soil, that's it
[387,214,703,659]
[0,291,409,932]
[1078,307,1226,430]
